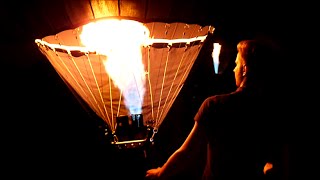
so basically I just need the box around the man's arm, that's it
[146,121,208,179]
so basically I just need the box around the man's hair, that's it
[237,39,273,84]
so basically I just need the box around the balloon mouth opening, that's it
[34,21,214,150]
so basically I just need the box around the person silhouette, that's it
[145,39,283,180]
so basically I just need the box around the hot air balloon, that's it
[35,17,214,148]
[17,0,230,152]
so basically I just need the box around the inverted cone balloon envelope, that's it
[35,19,213,134]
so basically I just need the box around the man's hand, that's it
[145,167,162,179]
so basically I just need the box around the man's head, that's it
[234,40,271,88]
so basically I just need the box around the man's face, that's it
[233,53,245,87]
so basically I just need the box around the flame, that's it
[212,43,221,74]
[263,162,273,175]
[79,19,150,114]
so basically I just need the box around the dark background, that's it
[1,0,299,179]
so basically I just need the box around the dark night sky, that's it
[1,1,300,179]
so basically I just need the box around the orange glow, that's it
[263,162,273,174]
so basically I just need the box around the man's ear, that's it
[242,64,247,76]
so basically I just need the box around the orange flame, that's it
[80,19,150,114]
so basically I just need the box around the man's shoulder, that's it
[204,92,235,103]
